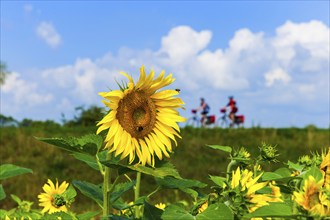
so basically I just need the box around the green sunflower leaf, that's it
[242,202,293,219]
[112,197,135,211]
[72,180,103,207]
[77,211,101,220]
[302,166,323,182]
[156,176,206,199]
[261,172,283,181]
[132,162,181,179]
[0,164,33,180]
[63,184,77,203]
[196,203,234,220]
[72,153,100,171]
[162,204,195,220]
[101,160,181,179]
[108,214,131,220]
[156,176,206,189]
[10,194,21,204]
[110,181,135,203]
[206,145,232,153]
[262,168,295,183]
[43,211,76,220]
[274,167,292,177]
[0,185,6,200]
[209,175,227,188]
[287,160,304,172]
[36,134,103,156]
[143,201,164,220]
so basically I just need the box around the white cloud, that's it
[41,58,118,103]
[158,26,212,65]
[272,20,329,67]
[2,72,53,107]
[2,20,329,127]
[264,68,291,87]
[36,21,61,48]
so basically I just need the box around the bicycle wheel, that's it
[216,117,228,128]
[186,117,199,127]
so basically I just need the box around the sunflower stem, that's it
[96,154,105,176]
[134,172,142,218]
[103,153,111,218]
[147,186,162,199]
[226,160,237,180]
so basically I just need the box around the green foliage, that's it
[197,203,234,220]
[0,194,42,219]
[142,201,163,220]
[206,145,232,153]
[0,114,18,127]
[36,134,103,156]
[243,203,293,219]
[302,166,324,182]
[102,160,181,179]
[42,211,74,219]
[0,185,6,200]
[162,204,195,220]
[1,126,329,218]
[76,211,101,220]
[72,151,107,171]
[20,118,61,128]
[0,61,10,85]
[64,105,105,127]
[0,164,33,180]
[110,181,136,204]
[73,181,103,207]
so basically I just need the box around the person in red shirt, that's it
[226,96,238,126]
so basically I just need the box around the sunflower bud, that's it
[232,147,251,166]
[298,155,313,166]
[259,143,279,162]
[53,194,66,208]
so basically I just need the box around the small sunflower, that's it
[155,203,166,210]
[267,181,283,203]
[231,167,282,213]
[38,179,69,214]
[293,175,330,216]
[320,147,330,190]
[197,201,209,214]
[97,65,186,166]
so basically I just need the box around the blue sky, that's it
[1,1,329,128]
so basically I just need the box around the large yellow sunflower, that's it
[38,179,69,214]
[97,65,186,166]
[293,175,330,216]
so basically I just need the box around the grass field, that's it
[1,126,329,213]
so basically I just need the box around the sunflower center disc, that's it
[116,90,157,139]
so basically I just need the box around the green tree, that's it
[19,118,61,128]
[0,61,10,85]
[65,105,105,127]
[0,114,18,127]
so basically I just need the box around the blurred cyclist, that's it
[197,97,210,127]
[226,96,238,127]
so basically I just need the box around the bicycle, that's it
[217,108,245,128]
[216,108,230,128]
[186,109,200,127]
[186,109,216,128]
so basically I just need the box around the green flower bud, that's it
[298,155,313,166]
[259,143,279,162]
[53,194,66,208]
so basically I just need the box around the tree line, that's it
[0,105,105,128]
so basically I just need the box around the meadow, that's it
[1,125,329,215]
